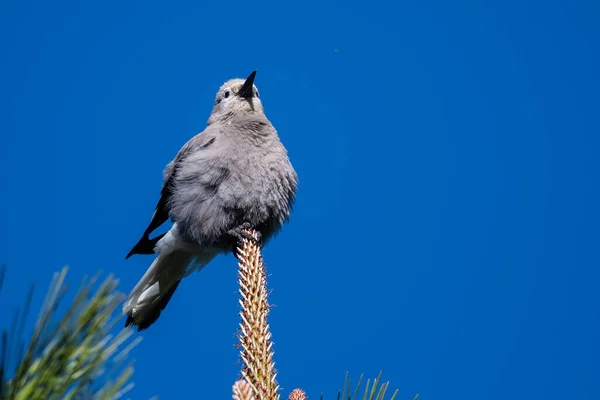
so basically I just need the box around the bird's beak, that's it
[237,70,257,99]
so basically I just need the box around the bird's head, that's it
[209,70,264,122]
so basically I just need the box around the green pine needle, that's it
[329,372,415,400]
[0,266,139,400]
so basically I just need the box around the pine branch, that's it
[235,229,279,400]
[0,266,139,400]
[230,234,412,400]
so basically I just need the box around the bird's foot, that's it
[227,222,262,249]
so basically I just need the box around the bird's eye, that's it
[224,91,230,98]
[255,90,259,98]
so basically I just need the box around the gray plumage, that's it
[124,71,298,331]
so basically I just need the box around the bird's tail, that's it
[123,250,213,331]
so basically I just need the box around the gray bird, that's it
[124,71,298,331]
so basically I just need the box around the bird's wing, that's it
[126,131,217,259]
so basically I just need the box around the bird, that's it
[123,70,298,331]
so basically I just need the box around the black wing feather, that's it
[125,170,177,259]
[125,133,216,259]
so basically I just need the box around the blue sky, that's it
[1,0,599,398]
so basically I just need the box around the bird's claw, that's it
[227,222,262,249]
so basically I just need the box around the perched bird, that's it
[124,71,298,331]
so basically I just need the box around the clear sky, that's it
[1,0,599,398]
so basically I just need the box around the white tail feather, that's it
[124,224,219,329]
[124,251,191,321]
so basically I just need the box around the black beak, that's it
[237,70,257,98]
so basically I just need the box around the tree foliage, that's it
[0,266,139,400]
[0,234,415,400]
